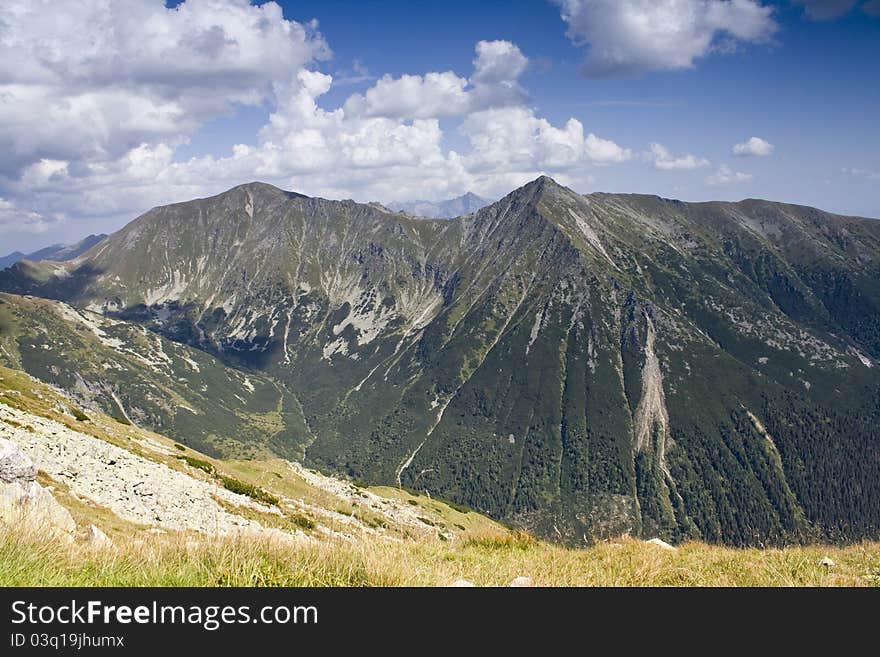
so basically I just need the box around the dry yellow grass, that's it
[2,521,878,587]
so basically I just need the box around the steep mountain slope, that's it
[0,293,312,459]
[0,364,497,545]
[0,234,107,270]
[389,192,490,218]
[1,178,878,546]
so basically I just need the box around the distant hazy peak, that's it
[387,191,492,219]
[0,233,107,270]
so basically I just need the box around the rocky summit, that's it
[1,176,879,546]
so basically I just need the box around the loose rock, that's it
[508,576,533,587]
[86,524,113,548]
[646,538,677,551]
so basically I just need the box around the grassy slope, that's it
[2,527,878,587]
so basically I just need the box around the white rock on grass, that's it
[86,524,113,548]
[508,576,534,587]
[450,579,475,587]
[646,538,677,551]
[818,556,836,568]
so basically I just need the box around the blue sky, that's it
[1,0,878,252]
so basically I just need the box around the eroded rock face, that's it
[0,437,76,534]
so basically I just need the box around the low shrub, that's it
[177,455,215,475]
[220,476,279,506]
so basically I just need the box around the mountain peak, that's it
[504,175,578,208]
[516,175,573,198]
[531,174,563,188]
[226,181,288,197]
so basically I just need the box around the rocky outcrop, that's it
[645,538,677,551]
[0,403,293,537]
[0,437,76,534]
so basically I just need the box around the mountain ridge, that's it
[0,233,108,270]
[1,176,878,546]
[388,191,491,218]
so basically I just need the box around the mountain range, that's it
[1,177,878,546]
[388,192,490,218]
[0,234,107,270]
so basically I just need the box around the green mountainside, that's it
[1,176,878,545]
[0,294,311,459]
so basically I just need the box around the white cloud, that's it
[343,40,528,119]
[0,197,65,234]
[842,167,880,181]
[585,134,634,164]
[732,136,774,156]
[0,5,637,247]
[0,0,328,179]
[469,40,529,108]
[461,107,631,174]
[647,143,711,170]
[791,0,859,20]
[14,70,631,224]
[707,164,753,184]
[555,0,778,77]
[471,40,529,85]
[343,72,471,119]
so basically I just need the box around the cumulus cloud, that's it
[584,134,634,164]
[343,40,528,119]
[555,0,778,77]
[0,4,639,247]
[460,107,632,175]
[0,197,65,234]
[204,71,630,202]
[0,0,328,179]
[707,164,753,184]
[343,72,471,119]
[732,136,774,156]
[647,143,711,170]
